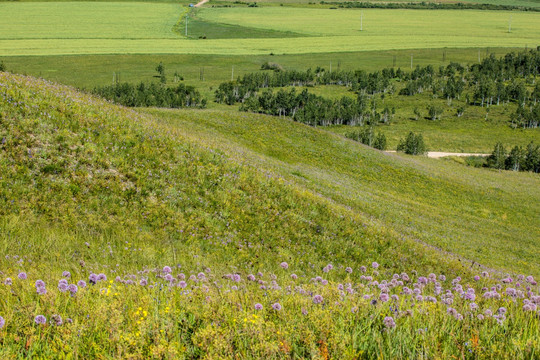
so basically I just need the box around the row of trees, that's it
[93,82,206,109]
[237,88,394,126]
[397,132,427,155]
[345,127,387,150]
[327,1,540,11]
[486,142,540,172]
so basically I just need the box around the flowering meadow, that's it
[0,258,539,358]
[0,73,539,358]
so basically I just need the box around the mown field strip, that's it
[1,34,539,56]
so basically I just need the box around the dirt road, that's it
[194,0,209,7]
[386,151,489,158]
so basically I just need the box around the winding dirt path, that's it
[194,0,209,7]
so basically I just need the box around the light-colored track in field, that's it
[386,151,489,158]
[194,0,209,7]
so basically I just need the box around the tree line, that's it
[92,82,206,109]
[486,142,540,172]
[324,1,540,11]
[216,48,540,129]
[236,88,395,126]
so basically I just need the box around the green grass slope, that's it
[147,107,540,276]
[1,73,539,358]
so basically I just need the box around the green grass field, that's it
[0,2,183,39]
[0,73,539,357]
[1,3,539,55]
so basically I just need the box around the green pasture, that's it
[148,106,540,276]
[1,47,524,90]
[1,3,539,56]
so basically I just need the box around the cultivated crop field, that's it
[1,3,540,55]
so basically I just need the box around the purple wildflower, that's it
[474,275,480,281]
[372,262,379,269]
[313,295,324,304]
[232,274,241,282]
[272,303,282,311]
[345,267,353,274]
[379,293,389,302]
[51,314,63,326]
[163,266,172,274]
[291,274,298,280]
[247,274,256,281]
[35,280,46,288]
[139,279,148,286]
[68,284,78,294]
[77,280,87,288]
[58,282,68,292]
[89,273,98,285]
[97,274,107,282]
[0,316,4,329]
[18,272,27,280]
[384,316,396,329]
[254,303,263,310]
[178,281,187,288]
[280,262,289,269]
[34,315,46,325]
[62,271,71,278]
[197,272,206,280]
[4,278,12,286]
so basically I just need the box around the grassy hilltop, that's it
[0,72,539,358]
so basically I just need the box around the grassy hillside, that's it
[1,73,539,358]
[147,107,540,276]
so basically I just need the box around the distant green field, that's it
[0,2,183,40]
[1,3,539,55]
[197,7,540,38]
[3,48,520,90]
